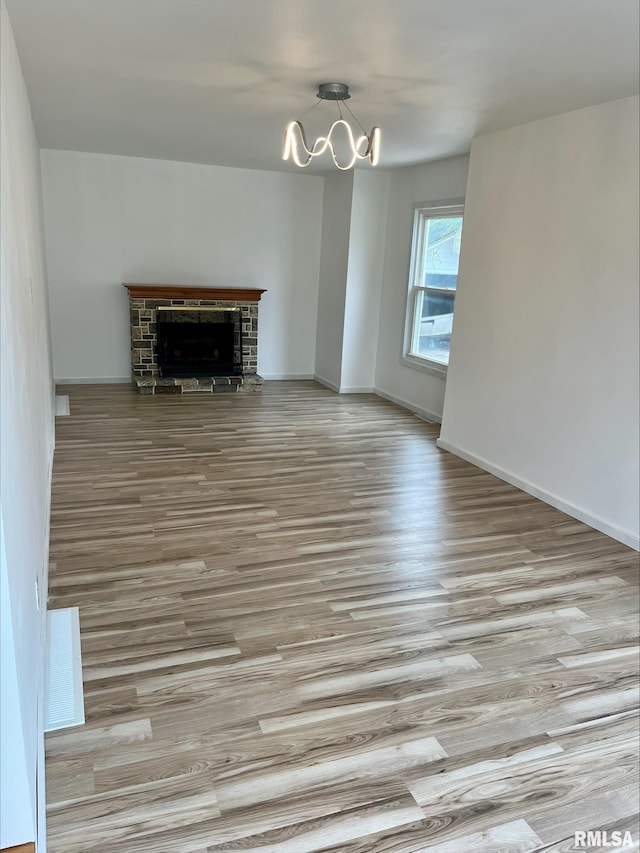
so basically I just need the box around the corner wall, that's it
[374,155,470,420]
[440,97,639,549]
[314,172,354,390]
[340,170,390,392]
[0,2,55,846]
[40,149,324,382]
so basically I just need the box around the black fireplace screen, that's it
[157,309,242,377]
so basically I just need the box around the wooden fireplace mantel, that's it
[123,284,266,302]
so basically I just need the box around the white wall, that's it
[0,519,33,848]
[40,149,324,382]
[440,97,639,550]
[314,171,354,390]
[0,2,55,846]
[340,170,391,392]
[374,155,470,420]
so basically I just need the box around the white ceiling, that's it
[6,0,639,174]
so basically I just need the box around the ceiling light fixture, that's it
[283,83,380,170]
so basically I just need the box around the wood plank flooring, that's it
[45,382,640,853]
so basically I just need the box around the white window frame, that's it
[402,199,465,378]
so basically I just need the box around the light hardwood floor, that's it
[46,382,639,853]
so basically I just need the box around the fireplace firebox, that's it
[157,308,242,377]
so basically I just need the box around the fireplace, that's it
[123,284,266,394]
[157,308,242,377]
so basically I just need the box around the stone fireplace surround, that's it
[123,284,265,394]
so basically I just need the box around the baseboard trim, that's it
[313,375,376,394]
[314,380,443,418]
[313,374,341,393]
[373,388,441,424]
[436,438,640,551]
[54,377,130,384]
[260,374,315,381]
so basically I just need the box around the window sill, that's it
[401,354,448,379]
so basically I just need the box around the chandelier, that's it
[283,83,381,170]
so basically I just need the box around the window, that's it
[404,202,464,373]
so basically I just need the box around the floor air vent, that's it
[55,394,70,416]
[45,607,85,732]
